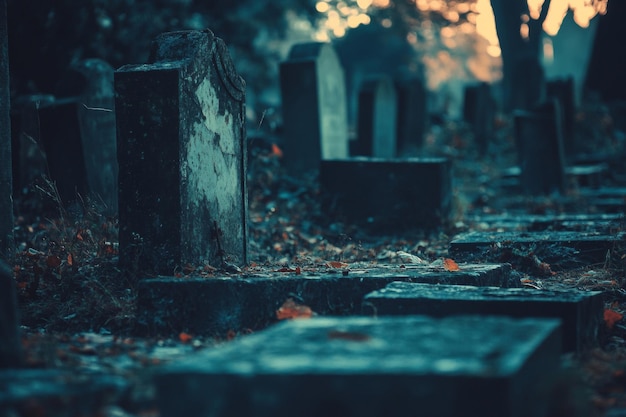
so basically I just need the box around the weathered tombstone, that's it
[57,59,118,213]
[0,261,21,368]
[546,77,575,158]
[0,0,12,259]
[463,82,494,154]
[394,69,427,155]
[354,76,397,157]
[320,157,451,232]
[279,42,348,174]
[514,99,566,195]
[115,29,248,274]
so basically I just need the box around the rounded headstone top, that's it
[288,42,330,60]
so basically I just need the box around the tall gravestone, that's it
[279,43,348,174]
[57,59,118,213]
[354,76,397,158]
[514,99,566,195]
[0,0,12,259]
[394,70,427,155]
[115,29,248,274]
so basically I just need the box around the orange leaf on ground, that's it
[327,261,349,269]
[271,143,283,158]
[179,332,193,343]
[276,298,313,320]
[443,258,460,271]
[604,309,623,330]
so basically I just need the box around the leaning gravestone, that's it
[280,42,348,174]
[0,261,21,368]
[354,76,397,158]
[514,99,566,195]
[0,0,12,258]
[115,29,248,274]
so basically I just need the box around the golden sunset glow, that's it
[528,0,608,36]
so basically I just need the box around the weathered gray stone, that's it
[364,281,603,352]
[136,263,514,335]
[450,230,626,269]
[354,76,397,157]
[320,157,451,232]
[0,0,12,259]
[156,316,562,417]
[115,30,247,274]
[0,261,21,368]
[279,42,348,174]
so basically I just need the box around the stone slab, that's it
[0,369,126,415]
[155,315,562,417]
[136,263,514,336]
[320,157,451,232]
[466,213,622,233]
[363,281,603,352]
[449,230,625,269]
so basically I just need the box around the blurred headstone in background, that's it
[280,42,348,175]
[56,59,118,214]
[394,69,428,156]
[463,82,495,154]
[514,99,566,195]
[354,76,397,158]
[546,77,575,159]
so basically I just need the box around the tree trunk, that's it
[0,0,14,261]
[491,0,551,111]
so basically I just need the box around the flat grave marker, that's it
[115,29,248,274]
[364,281,603,352]
[136,263,514,335]
[354,76,397,157]
[320,157,451,232]
[155,315,561,417]
[279,42,348,174]
[450,230,625,269]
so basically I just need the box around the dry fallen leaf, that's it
[443,258,460,271]
[327,261,349,269]
[276,298,313,320]
[604,309,623,330]
[179,332,193,343]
